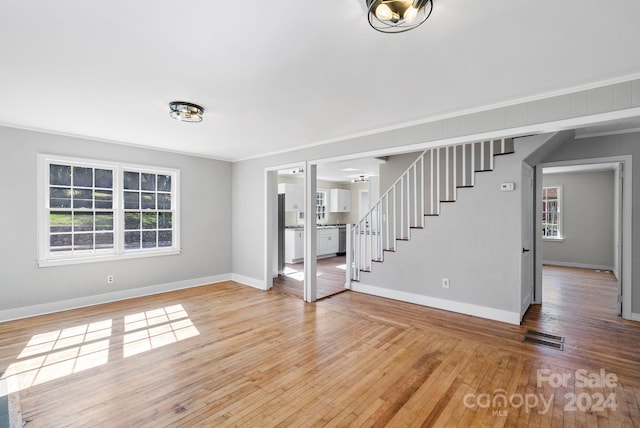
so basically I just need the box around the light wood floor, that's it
[0,266,639,427]
[271,255,347,300]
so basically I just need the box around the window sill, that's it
[542,237,564,243]
[38,248,181,267]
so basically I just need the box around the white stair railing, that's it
[350,138,514,281]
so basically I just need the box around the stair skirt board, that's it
[350,282,520,325]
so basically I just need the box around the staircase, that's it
[350,138,515,281]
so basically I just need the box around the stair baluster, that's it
[349,138,514,280]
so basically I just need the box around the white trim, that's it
[351,282,520,325]
[231,273,267,290]
[575,127,640,140]
[38,249,182,267]
[0,274,232,323]
[542,261,615,272]
[238,74,640,162]
[304,107,640,169]
[542,237,565,242]
[0,121,233,162]
[542,184,563,240]
[632,313,640,322]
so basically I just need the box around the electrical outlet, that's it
[107,275,114,284]
[442,278,450,289]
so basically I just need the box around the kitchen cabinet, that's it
[329,189,351,212]
[285,228,304,263]
[285,227,339,263]
[317,227,339,256]
[278,183,304,212]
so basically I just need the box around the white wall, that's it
[542,170,615,270]
[0,126,232,319]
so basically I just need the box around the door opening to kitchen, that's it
[272,166,349,300]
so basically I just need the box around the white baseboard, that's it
[631,313,640,322]
[0,274,232,323]
[542,260,615,271]
[351,282,521,325]
[231,274,267,290]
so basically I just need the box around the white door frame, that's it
[520,163,534,321]
[534,155,632,320]
[263,163,307,292]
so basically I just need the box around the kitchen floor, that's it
[272,256,347,300]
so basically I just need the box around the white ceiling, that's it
[277,156,386,183]
[1,1,640,161]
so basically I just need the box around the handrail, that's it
[349,138,514,281]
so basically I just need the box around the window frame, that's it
[542,185,563,241]
[38,154,181,267]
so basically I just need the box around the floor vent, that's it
[524,330,564,351]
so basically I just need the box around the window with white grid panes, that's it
[316,191,327,222]
[48,163,115,255]
[39,155,179,266]
[542,186,562,239]
[123,171,174,250]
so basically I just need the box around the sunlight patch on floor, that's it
[123,304,200,358]
[1,320,112,394]
[1,305,200,396]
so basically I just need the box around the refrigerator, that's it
[277,194,285,274]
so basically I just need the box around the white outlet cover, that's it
[500,182,515,192]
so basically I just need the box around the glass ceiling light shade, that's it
[169,101,204,123]
[366,0,433,33]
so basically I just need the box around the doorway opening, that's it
[267,158,382,301]
[535,159,630,320]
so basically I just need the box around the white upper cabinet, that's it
[329,189,351,212]
[278,183,304,212]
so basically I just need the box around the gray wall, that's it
[0,126,232,312]
[542,170,615,269]
[231,78,640,316]
[542,131,639,313]
[379,152,423,192]
[358,138,543,313]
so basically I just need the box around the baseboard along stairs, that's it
[350,138,515,281]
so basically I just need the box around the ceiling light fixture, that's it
[352,175,369,183]
[169,101,204,123]
[366,0,433,33]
